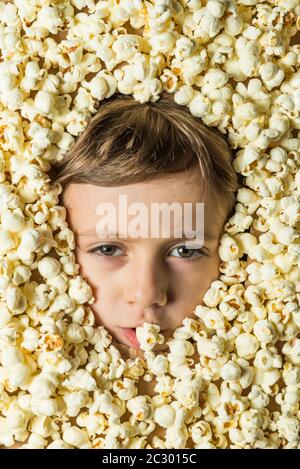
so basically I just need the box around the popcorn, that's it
[168,338,194,357]
[5,287,27,316]
[189,91,211,117]
[248,385,270,410]
[77,411,107,436]
[173,376,202,409]
[259,62,285,90]
[165,424,188,448]
[113,34,141,62]
[0,302,13,328]
[276,415,300,443]
[62,369,97,392]
[276,226,299,246]
[220,361,242,382]
[20,228,41,252]
[254,349,276,370]
[37,256,61,279]
[31,397,58,417]
[198,306,225,329]
[193,7,222,40]
[63,390,90,417]
[33,91,55,118]
[154,374,173,398]
[62,426,90,448]
[0,0,298,450]
[68,276,94,304]
[84,74,109,101]
[153,404,175,428]
[235,333,259,360]
[47,272,68,294]
[1,345,24,369]
[133,78,163,103]
[218,234,240,261]
[160,68,178,93]
[136,322,164,351]
[29,375,56,399]
[148,354,169,376]
[127,395,153,421]
[0,230,17,256]
[22,433,48,449]
[253,320,277,345]
[254,368,281,396]
[174,37,195,60]
[112,377,137,401]
[1,209,26,233]
[219,294,245,321]
[196,335,225,359]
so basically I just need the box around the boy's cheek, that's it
[73,250,102,288]
[89,289,121,328]
[72,247,87,276]
[89,299,112,328]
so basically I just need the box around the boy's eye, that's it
[88,244,207,261]
[89,245,123,257]
[168,245,207,260]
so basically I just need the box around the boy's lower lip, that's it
[121,327,141,349]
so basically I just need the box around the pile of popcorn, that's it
[0,0,300,449]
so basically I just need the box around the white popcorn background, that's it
[0,0,299,449]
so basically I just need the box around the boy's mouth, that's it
[121,327,140,349]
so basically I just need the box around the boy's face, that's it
[62,168,229,353]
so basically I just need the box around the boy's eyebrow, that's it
[76,229,218,241]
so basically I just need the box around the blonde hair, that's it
[50,91,239,216]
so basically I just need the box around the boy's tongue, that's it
[122,327,140,349]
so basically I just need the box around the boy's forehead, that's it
[63,169,209,210]
[63,176,226,242]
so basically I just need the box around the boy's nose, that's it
[123,259,168,310]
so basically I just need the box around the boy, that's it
[50,91,238,360]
